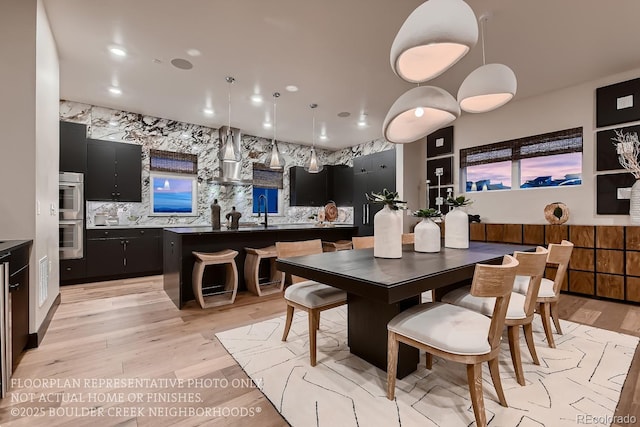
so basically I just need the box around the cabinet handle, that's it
[116,192,121,197]
[361,168,366,173]
[362,205,366,225]
[9,283,20,291]
[366,204,370,224]
[66,267,72,271]
[111,192,116,197]
[140,230,145,235]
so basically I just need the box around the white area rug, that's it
[216,306,638,427]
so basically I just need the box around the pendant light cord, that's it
[225,76,235,133]
[310,103,318,150]
[273,100,277,143]
[480,16,486,65]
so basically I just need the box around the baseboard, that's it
[27,293,61,349]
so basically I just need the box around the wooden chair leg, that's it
[467,363,487,427]
[425,353,433,370]
[386,331,399,400]
[309,309,319,367]
[487,357,507,407]
[507,325,525,386]
[281,305,294,341]
[539,302,556,348]
[523,323,540,365]
[315,313,320,330]
[550,301,563,335]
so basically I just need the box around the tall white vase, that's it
[374,205,403,258]
[444,207,469,249]
[631,180,640,225]
[414,218,441,253]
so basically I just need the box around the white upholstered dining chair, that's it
[513,239,573,348]
[442,247,548,385]
[387,255,519,427]
[276,239,347,366]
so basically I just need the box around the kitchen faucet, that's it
[258,194,268,228]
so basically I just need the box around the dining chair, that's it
[401,233,415,244]
[276,239,347,366]
[442,247,548,385]
[387,255,519,427]
[512,240,574,348]
[352,236,374,249]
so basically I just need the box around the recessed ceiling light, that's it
[263,122,272,129]
[186,49,201,57]
[108,87,122,96]
[152,58,162,64]
[337,112,350,118]
[251,94,263,104]
[109,46,127,57]
[170,58,193,70]
[357,120,367,127]
[203,108,214,116]
[319,134,328,141]
[285,85,299,92]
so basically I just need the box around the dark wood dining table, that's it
[276,241,536,378]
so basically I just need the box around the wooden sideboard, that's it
[463,223,640,304]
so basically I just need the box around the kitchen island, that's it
[163,224,358,309]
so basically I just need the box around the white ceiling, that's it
[43,0,640,150]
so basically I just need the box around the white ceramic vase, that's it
[631,180,640,225]
[444,207,469,249]
[374,205,403,258]
[414,218,441,253]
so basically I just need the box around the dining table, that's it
[276,241,536,378]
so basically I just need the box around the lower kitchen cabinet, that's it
[9,244,30,370]
[85,228,162,281]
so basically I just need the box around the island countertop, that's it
[163,224,358,309]
[164,223,356,234]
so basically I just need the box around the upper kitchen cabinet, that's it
[289,165,354,207]
[59,121,87,173]
[353,149,396,236]
[86,139,142,202]
[327,165,353,206]
[289,166,328,207]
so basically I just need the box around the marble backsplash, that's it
[60,100,393,227]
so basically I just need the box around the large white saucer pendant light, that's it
[383,86,460,144]
[457,15,517,113]
[390,0,478,83]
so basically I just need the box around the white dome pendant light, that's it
[383,86,460,144]
[221,76,241,163]
[264,92,286,170]
[390,0,478,83]
[304,104,324,173]
[458,14,517,113]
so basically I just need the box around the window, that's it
[460,127,583,192]
[149,172,198,216]
[252,187,280,214]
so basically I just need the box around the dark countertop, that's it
[0,240,32,257]
[164,224,357,234]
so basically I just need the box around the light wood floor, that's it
[0,276,638,426]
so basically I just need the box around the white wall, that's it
[453,67,640,225]
[35,0,60,331]
[0,0,60,334]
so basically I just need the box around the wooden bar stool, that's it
[321,240,353,252]
[192,249,238,308]
[244,246,284,296]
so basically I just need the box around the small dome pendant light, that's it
[457,14,517,113]
[304,104,324,173]
[221,76,241,162]
[264,92,286,170]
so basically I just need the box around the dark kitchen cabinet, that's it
[59,121,87,173]
[9,244,30,370]
[327,165,353,206]
[86,139,142,202]
[289,165,354,207]
[353,149,396,236]
[85,228,162,280]
[60,258,87,284]
[289,166,328,207]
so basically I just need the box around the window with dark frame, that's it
[460,127,583,192]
